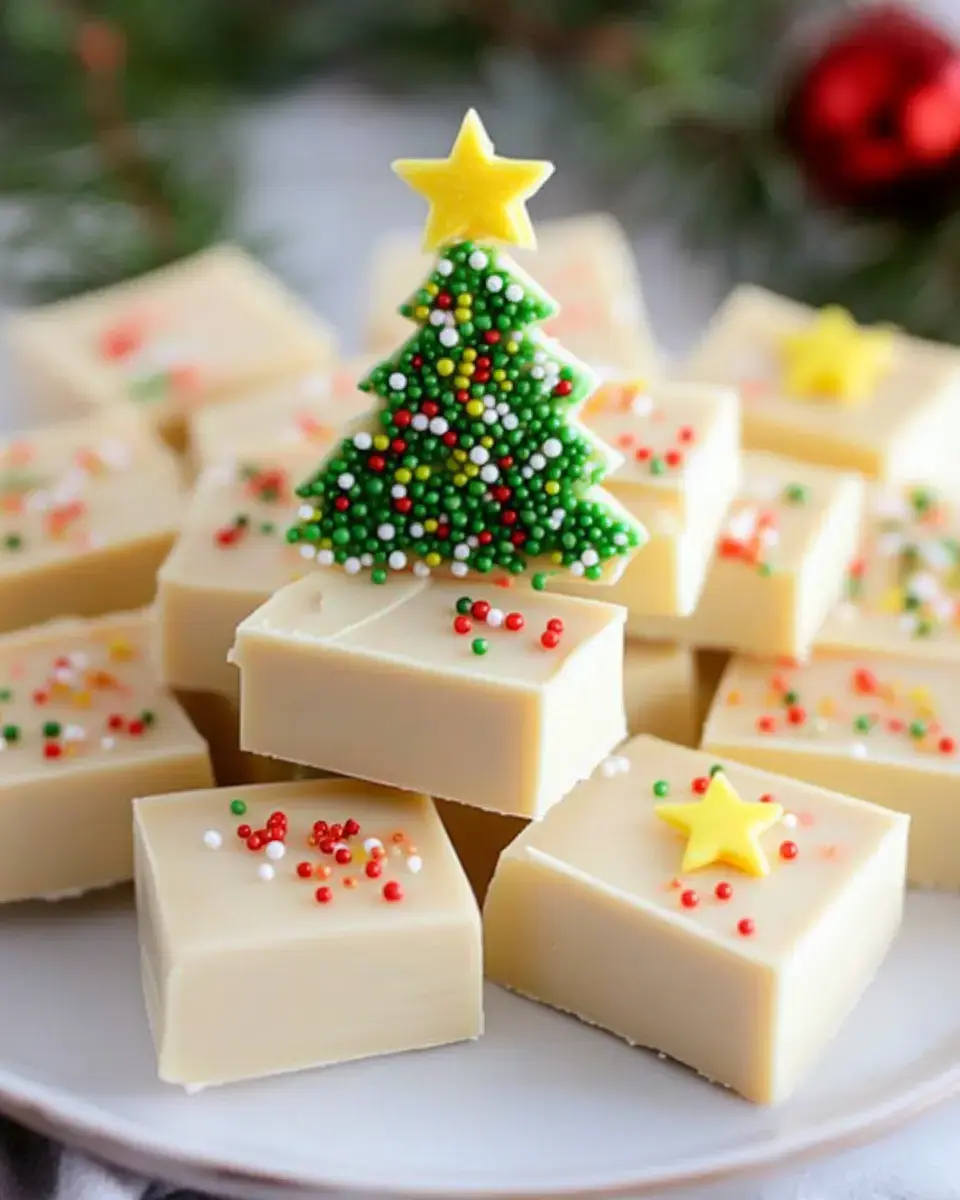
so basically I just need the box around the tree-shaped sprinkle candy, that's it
[287,110,646,584]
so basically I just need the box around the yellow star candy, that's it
[779,306,893,404]
[392,108,554,252]
[655,773,784,878]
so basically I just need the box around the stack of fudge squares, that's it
[2,188,959,1108]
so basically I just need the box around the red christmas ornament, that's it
[782,5,960,217]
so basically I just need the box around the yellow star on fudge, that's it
[392,108,554,251]
[655,772,784,877]
[779,306,893,404]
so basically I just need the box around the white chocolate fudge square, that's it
[679,285,960,479]
[134,778,482,1087]
[367,213,659,375]
[0,611,212,903]
[0,409,184,636]
[624,641,698,747]
[484,735,907,1104]
[157,448,318,701]
[818,483,960,662]
[629,453,865,658]
[704,652,960,890]
[7,246,336,453]
[231,571,627,818]
[189,357,374,472]
[552,379,740,617]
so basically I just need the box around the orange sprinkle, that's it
[725,689,742,706]
[342,876,358,889]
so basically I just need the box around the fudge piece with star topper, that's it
[134,777,482,1087]
[704,651,960,890]
[483,734,908,1104]
[286,110,646,586]
[678,285,960,480]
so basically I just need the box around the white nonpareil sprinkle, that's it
[100,736,116,751]
[530,366,545,380]
[410,522,425,538]
[486,608,504,628]
[389,551,407,570]
[203,830,223,850]
[505,283,524,302]
[316,548,334,566]
[502,413,519,430]
[391,484,407,499]
[297,504,314,520]
[521,466,534,480]
[364,837,384,856]
[265,840,286,861]
[407,855,423,874]
[361,553,374,567]
[337,473,355,491]
[429,310,446,326]
[413,561,431,578]
[437,258,454,276]
[257,864,276,881]
[482,409,498,425]
[377,523,396,541]
[429,417,449,435]
[388,372,407,390]
[613,532,628,546]
[599,755,630,778]
[569,561,585,577]
[469,446,490,465]
[480,464,499,483]
[299,544,318,561]
[543,438,563,458]
[529,453,546,471]
[468,250,488,269]
[453,543,470,560]
[581,548,600,567]
[851,742,868,759]
[439,327,459,347]
[450,561,469,578]
[781,813,798,829]
[411,413,429,431]
[344,557,361,575]
[63,724,86,743]
[486,275,503,292]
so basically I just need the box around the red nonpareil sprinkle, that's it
[394,497,413,514]
[505,612,524,631]
[246,834,263,852]
[100,320,143,360]
[756,715,777,734]
[546,617,564,634]
[887,717,905,734]
[665,450,683,468]
[334,496,350,512]
[214,526,242,548]
[853,667,878,695]
[442,431,458,446]
[471,600,491,621]
[421,401,439,418]
[786,706,806,726]
[107,714,124,731]
[677,426,695,444]
[318,838,335,855]
[939,736,956,754]
[335,847,352,865]
[770,673,790,694]
[541,630,561,649]
[391,831,405,844]
[32,690,48,706]
[453,615,472,635]
[268,811,286,828]
[313,820,329,837]
[43,742,62,760]
[383,880,404,902]
[435,292,452,309]
[330,823,344,840]
[553,379,573,397]
[715,882,733,901]
[692,776,709,794]
[779,840,799,861]
[393,409,412,429]
[237,824,252,839]
[484,330,501,344]
[759,793,776,804]
[296,862,312,879]
[365,860,382,879]
[315,886,333,904]
[680,889,699,909]
[127,719,145,737]
[634,446,652,462]
[737,918,756,937]
[344,818,361,837]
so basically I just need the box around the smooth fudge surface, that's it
[157,449,316,700]
[624,641,698,748]
[819,483,960,662]
[680,285,960,478]
[189,357,373,470]
[483,734,907,1104]
[553,379,741,617]
[628,452,864,658]
[366,213,659,375]
[704,652,960,889]
[0,611,212,902]
[135,778,482,1086]
[8,245,335,450]
[231,570,627,817]
[0,409,184,635]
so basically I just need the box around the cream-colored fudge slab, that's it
[552,380,741,617]
[483,734,907,1104]
[188,357,374,471]
[174,689,303,788]
[367,213,660,375]
[628,453,865,658]
[0,409,184,636]
[157,449,319,700]
[435,799,528,906]
[624,641,698,747]
[0,611,212,902]
[696,649,731,734]
[678,285,960,479]
[7,246,336,453]
[134,778,482,1087]
[703,652,960,889]
[231,572,627,818]
[818,482,960,663]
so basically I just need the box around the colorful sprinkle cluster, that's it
[98,314,203,407]
[287,240,644,582]
[450,594,567,654]
[0,636,160,761]
[728,662,958,756]
[717,502,780,573]
[584,381,697,477]
[841,486,960,642]
[204,799,420,902]
[213,463,292,548]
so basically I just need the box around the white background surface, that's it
[1,74,959,1200]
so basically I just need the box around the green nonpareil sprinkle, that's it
[230,798,247,816]
[909,721,926,740]
[455,596,472,615]
[652,779,669,797]
[783,483,808,505]
[2,533,23,552]
[2,724,20,742]
[709,763,723,777]
[471,638,488,656]
[853,714,872,734]
[0,689,12,703]
[42,721,61,739]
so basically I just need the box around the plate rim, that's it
[1,1052,959,1199]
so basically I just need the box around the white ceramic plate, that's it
[0,885,958,1199]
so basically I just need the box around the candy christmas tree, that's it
[287,109,645,584]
